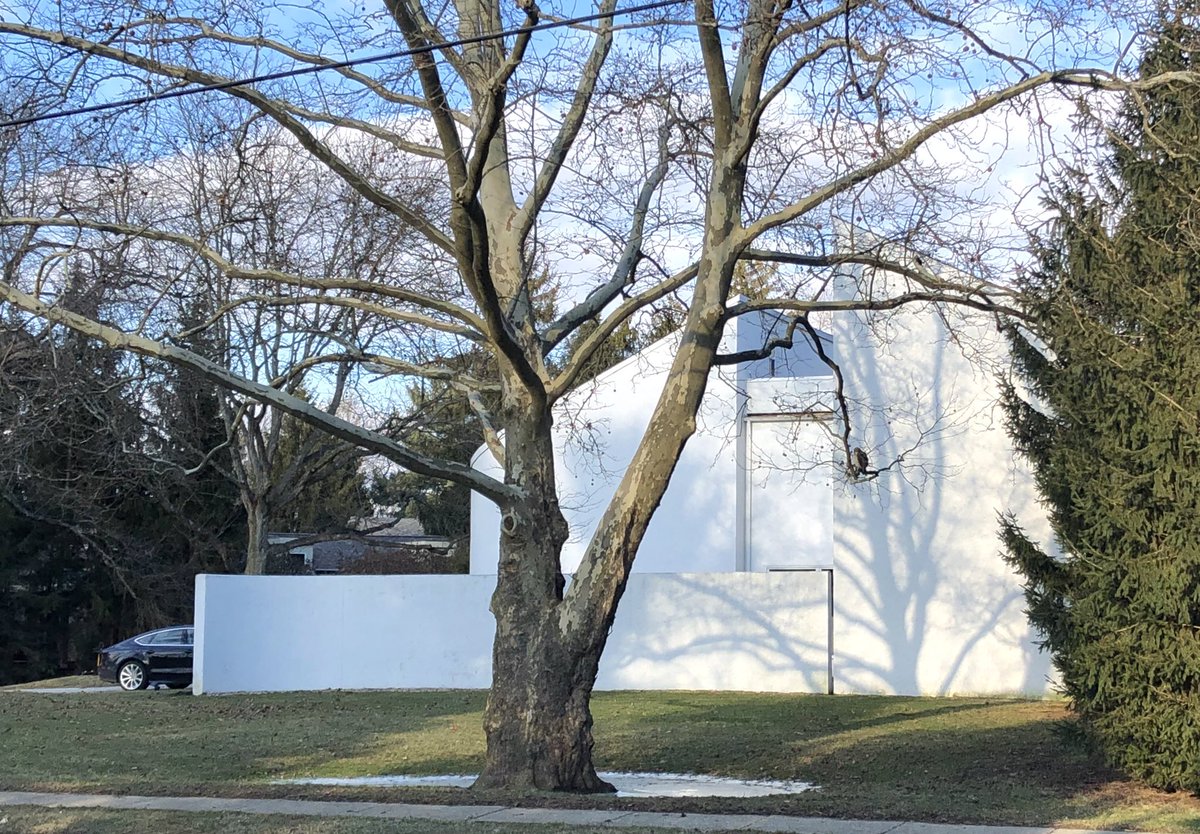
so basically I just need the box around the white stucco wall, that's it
[469,311,834,575]
[198,290,1055,698]
[194,571,832,694]
[193,574,496,693]
[824,269,1055,696]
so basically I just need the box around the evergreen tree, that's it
[560,318,641,385]
[0,277,235,682]
[1002,11,1200,792]
[0,321,163,680]
[369,354,491,541]
[0,484,119,684]
[268,404,370,533]
[151,301,244,573]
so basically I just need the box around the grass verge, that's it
[2,687,1197,832]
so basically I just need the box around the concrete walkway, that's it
[13,686,122,693]
[0,791,1142,834]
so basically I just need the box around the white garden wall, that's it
[193,571,833,695]
[193,574,495,693]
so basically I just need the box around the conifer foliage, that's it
[1001,11,1200,792]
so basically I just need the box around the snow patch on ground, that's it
[278,772,816,797]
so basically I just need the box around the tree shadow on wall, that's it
[830,300,1052,696]
[598,572,834,695]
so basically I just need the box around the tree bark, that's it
[243,498,269,575]
[472,395,614,792]
[476,591,612,791]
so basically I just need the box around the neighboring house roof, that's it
[268,521,452,574]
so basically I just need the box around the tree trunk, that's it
[243,498,269,575]
[475,592,612,791]
[469,130,743,791]
[473,399,614,792]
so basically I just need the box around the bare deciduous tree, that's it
[0,0,1166,790]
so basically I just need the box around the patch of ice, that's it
[277,771,816,797]
[602,772,815,798]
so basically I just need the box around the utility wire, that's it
[1,0,685,129]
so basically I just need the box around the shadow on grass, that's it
[747,713,1198,830]
[0,689,489,788]
[591,692,1005,780]
[597,691,998,728]
[593,694,1200,830]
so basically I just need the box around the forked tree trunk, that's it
[475,569,613,792]
[472,324,727,790]
[470,287,737,791]
[470,129,743,790]
[472,401,616,792]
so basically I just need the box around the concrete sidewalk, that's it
[0,790,1143,834]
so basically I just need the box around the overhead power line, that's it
[1,0,685,130]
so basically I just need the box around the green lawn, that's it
[2,688,1197,832]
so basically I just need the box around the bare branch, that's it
[740,247,1024,303]
[0,217,484,332]
[461,4,540,201]
[0,280,517,504]
[737,70,1110,245]
[462,387,506,467]
[0,21,457,254]
[548,261,700,399]
[153,17,468,122]
[516,0,618,241]
[543,116,676,347]
[176,293,485,343]
[695,0,734,146]
[728,290,1026,321]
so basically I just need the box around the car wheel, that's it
[117,660,148,691]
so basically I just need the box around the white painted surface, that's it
[194,571,831,694]
[745,417,836,571]
[194,574,496,694]
[463,290,1055,697]
[825,266,1056,696]
[597,572,831,693]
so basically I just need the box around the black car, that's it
[97,626,194,691]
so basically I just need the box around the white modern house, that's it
[193,266,1055,696]
[468,268,1055,697]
